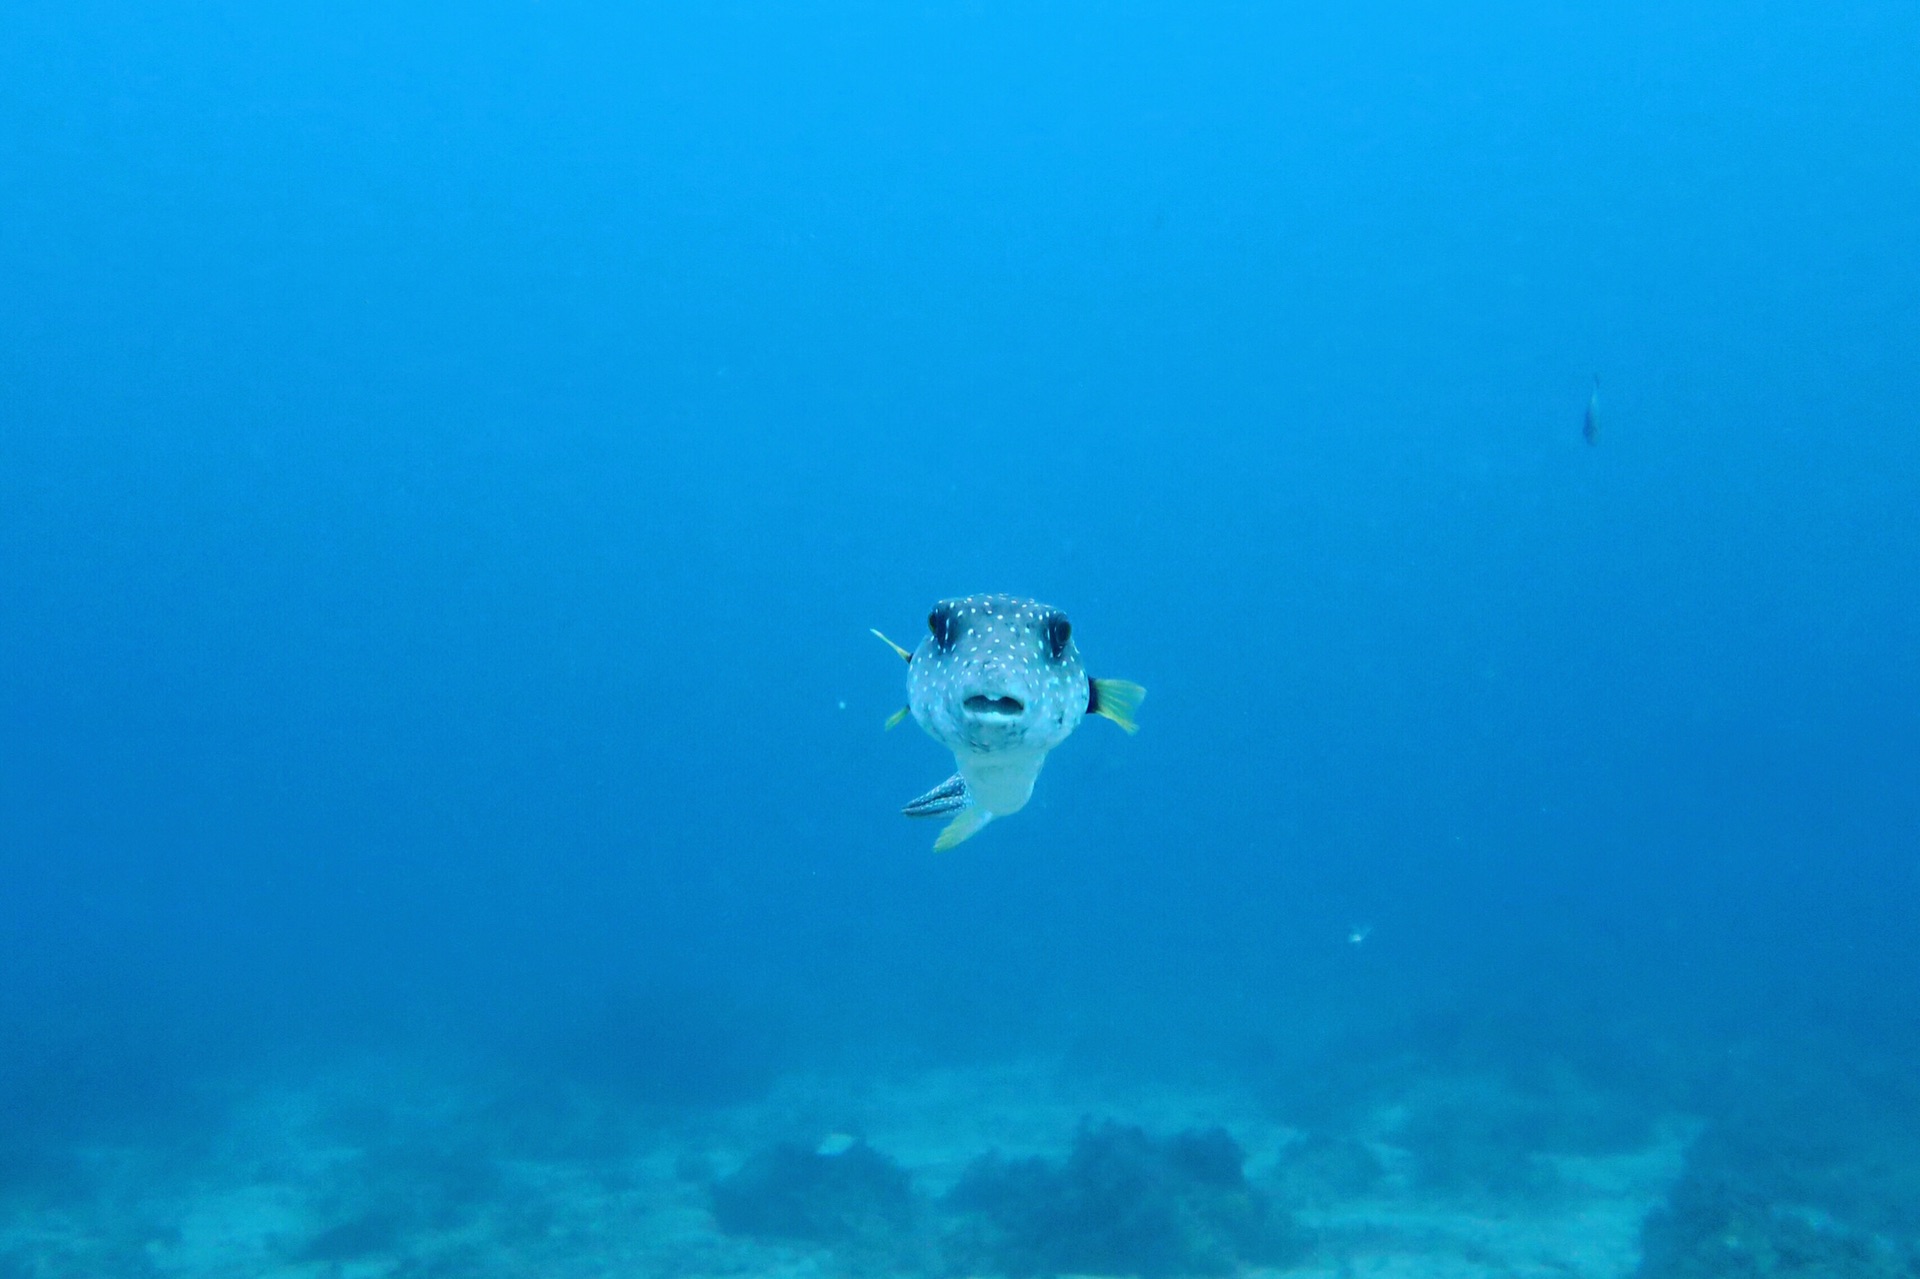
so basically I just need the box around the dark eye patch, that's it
[929,606,958,650]
[1045,614,1072,661]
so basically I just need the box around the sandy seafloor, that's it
[11,1035,1920,1279]
[0,1051,1721,1279]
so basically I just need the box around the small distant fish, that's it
[1348,925,1373,946]
[873,594,1145,851]
[1583,376,1601,446]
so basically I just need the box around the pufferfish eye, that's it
[928,606,958,650]
[1045,614,1072,661]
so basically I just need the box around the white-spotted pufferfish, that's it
[873,594,1144,850]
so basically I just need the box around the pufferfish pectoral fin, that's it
[1088,678,1146,734]
[870,628,914,663]
[902,773,969,817]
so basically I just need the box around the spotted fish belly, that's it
[958,747,1047,816]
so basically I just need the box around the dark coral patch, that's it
[944,1122,1307,1278]
[710,1140,914,1246]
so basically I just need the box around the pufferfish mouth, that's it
[963,694,1026,716]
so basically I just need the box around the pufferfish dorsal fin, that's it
[870,628,913,663]
[1088,678,1146,734]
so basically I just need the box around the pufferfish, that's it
[872,594,1145,851]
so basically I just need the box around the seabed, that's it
[0,1052,1752,1279]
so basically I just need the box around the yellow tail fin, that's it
[933,807,993,851]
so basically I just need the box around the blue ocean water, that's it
[2,1,1917,1273]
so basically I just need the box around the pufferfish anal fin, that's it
[1088,678,1146,734]
[932,806,994,852]
[901,776,992,852]
[902,773,969,817]
[870,628,914,663]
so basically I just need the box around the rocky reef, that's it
[944,1121,1307,1278]
[709,1120,1306,1278]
